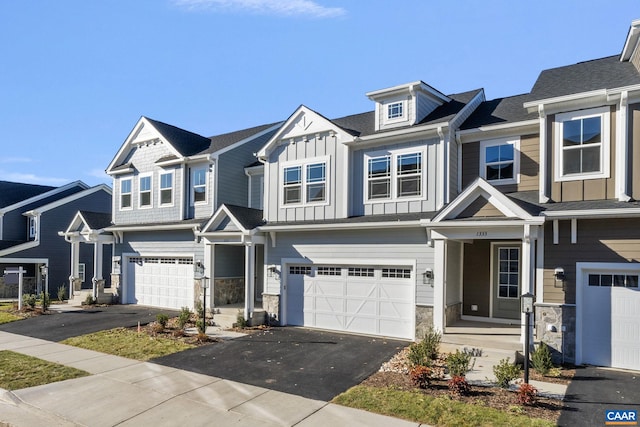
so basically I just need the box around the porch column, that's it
[521,225,536,347]
[69,239,80,291]
[244,243,255,321]
[92,241,103,299]
[433,239,446,333]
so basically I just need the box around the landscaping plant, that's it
[407,327,441,366]
[40,292,50,311]
[178,306,191,329]
[448,375,471,396]
[531,342,553,376]
[446,349,475,377]
[409,365,433,389]
[57,284,67,302]
[236,310,248,328]
[156,313,169,330]
[516,383,538,406]
[493,357,522,388]
[22,294,37,309]
[83,295,97,306]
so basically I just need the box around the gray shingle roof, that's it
[0,181,56,209]
[460,93,538,130]
[529,55,640,101]
[145,117,211,156]
[79,211,113,230]
[223,204,265,229]
[205,123,280,154]
[506,191,640,215]
[264,211,436,227]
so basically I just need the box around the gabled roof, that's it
[528,55,640,102]
[0,181,56,209]
[506,191,640,217]
[200,204,264,234]
[206,123,281,154]
[0,180,89,213]
[23,184,112,215]
[144,117,211,156]
[78,211,113,230]
[460,93,538,130]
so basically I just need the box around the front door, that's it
[492,245,520,320]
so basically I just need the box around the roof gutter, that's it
[456,119,539,143]
[258,220,424,232]
[542,208,640,219]
[347,122,446,146]
[105,223,201,232]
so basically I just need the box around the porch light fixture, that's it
[521,292,535,384]
[554,267,565,282]
[194,260,205,280]
[422,268,434,286]
[39,265,48,277]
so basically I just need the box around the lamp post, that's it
[521,292,534,384]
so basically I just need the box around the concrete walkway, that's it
[0,331,419,427]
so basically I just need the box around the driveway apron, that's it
[558,366,640,427]
[152,327,408,401]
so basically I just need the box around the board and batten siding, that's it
[266,133,346,222]
[115,230,203,261]
[113,142,185,225]
[543,218,640,304]
[550,107,617,202]
[461,133,539,193]
[264,228,434,305]
[352,138,440,216]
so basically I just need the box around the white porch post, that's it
[433,239,446,333]
[69,239,80,291]
[92,242,103,299]
[521,225,536,347]
[244,243,255,321]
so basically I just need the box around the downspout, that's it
[617,91,631,201]
[538,105,549,203]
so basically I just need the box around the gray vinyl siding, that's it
[214,245,244,278]
[266,133,345,222]
[189,162,214,220]
[264,227,434,305]
[250,173,263,209]
[352,138,439,216]
[446,241,462,305]
[115,230,203,262]
[217,130,275,208]
[415,92,440,122]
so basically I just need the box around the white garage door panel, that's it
[286,265,414,340]
[128,257,194,310]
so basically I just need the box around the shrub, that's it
[531,342,554,376]
[156,313,169,329]
[194,300,204,319]
[493,357,521,388]
[83,295,97,306]
[448,375,470,396]
[22,294,37,309]
[236,311,248,328]
[409,365,433,389]
[196,319,206,334]
[446,349,475,377]
[516,383,538,406]
[178,307,191,329]
[57,285,67,302]
[407,327,441,366]
[40,292,51,311]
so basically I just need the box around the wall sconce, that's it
[554,267,565,282]
[194,260,205,279]
[40,265,48,277]
[267,266,279,278]
[422,268,434,286]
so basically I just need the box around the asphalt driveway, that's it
[558,366,640,427]
[0,305,178,341]
[152,327,407,401]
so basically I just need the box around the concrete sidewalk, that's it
[0,331,420,427]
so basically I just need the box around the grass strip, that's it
[61,327,195,361]
[0,350,89,390]
[332,385,555,427]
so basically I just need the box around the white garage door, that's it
[286,265,414,340]
[582,268,640,370]
[127,257,194,310]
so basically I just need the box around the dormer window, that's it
[387,102,404,120]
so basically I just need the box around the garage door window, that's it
[348,267,374,277]
[382,268,411,279]
[317,267,341,276]
[588,273,639,288]
[290,266,311,275]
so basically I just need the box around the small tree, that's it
[178,307,191,329]
[531,342,554,376]
[57,285,67,302]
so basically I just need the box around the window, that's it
[387,101,404,119]
[348,267,374,277]
[78,263,85,282]
[366,150,424,201]
[139,175,152,207]
[555,107,610,181]
[289,266,311,275]
[28,217,37,239]
[159,172,173,206]
[282,159,328,206]
[480,138,519,184]
[317,266,341,276]
[382,268,411,279]
[498,247,519,298]
[120,178,132,209]
[192,168,207,204]
[588,273,639,288]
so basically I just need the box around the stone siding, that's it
[445,302,462,326]
[415,305,434,340]
[535,304,576,364]
[262,293,280,325]
[110,274,121,303]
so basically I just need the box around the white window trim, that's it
[191,167,208,206]
[28,216,37,240]
[158,171,174,207]
[120,177,133,211]
[138,173,153,209]
[280,156,330,208]
[364,147,427,204]
[480,137,520,186]
[554,106,611,182]
[78,263,86,282]
[383,99,408,125]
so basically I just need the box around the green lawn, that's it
[0,302,22,324]
[332,385,555,427]
[0,350,89,390]
[61,328,196,361]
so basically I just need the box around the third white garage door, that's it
[126,257,194,310]
[286,265,414,339]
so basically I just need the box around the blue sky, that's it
[0,1,638,187]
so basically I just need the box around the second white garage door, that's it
[126,257,194,310]
[286,265,414,339]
